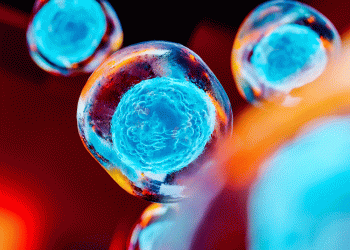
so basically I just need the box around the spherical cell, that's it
[77,41,232,202]
[232,0,341,106]
[26,0,123,76]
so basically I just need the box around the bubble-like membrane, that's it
[77,41,232,202]
[232,0,341,106]
[26,0,123,76]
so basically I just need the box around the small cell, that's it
[128,204,178,250]
[232,0,341,106]
[77,41,232,202]
[26,0,123,76]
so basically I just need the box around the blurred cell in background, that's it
[126,157,226,250]
[77,41,232,203]
[248,116,350,249]
[26,0,123,76]
[127,204,178,250]
[232,0,341,106]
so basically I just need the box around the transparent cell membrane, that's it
[77,41,232,202]
[231,0,341,106]
[26,0,123,76]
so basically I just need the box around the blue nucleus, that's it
[251,23,327,90]
[111,77,216,174]
[32,0,107,68]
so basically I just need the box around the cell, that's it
[248,116,350,249]
[26,0,123,76]
[77,41,233,203]
[231,0,341,107]
[128,204,178,250]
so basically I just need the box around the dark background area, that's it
[0,0,349,249]
[6,0,350,46]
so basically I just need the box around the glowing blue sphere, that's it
[27,0,123,75]
[251,24,327,91]
[111,77,215,174]
[32,0,106,68]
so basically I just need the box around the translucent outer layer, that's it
[77,41,232,203]
[26,0,123,76]
[232,0,341,106]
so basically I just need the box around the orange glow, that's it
[139,203,162,227]
[252,85,262,97]
[189,54,196,62]
[207,93,228,125]
[307,15,316,24]
[107,168,134,195]
[0,208,27,250]
[0,185,41,250]
[112,33,124,51]
[321,36,333,51]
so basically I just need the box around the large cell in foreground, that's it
[26,0,123,76]
[231,0,341,107]
[77,41,232,202]
[249,117,350,249]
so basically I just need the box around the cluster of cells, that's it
[26,0,344,248]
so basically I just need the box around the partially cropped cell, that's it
[232,0,341,106]
[26,0,123,76]
[249,117,350,249]
[77,41,232,202]
[128,204,178,250]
